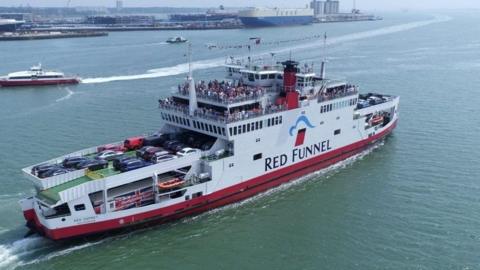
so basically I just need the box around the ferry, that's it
[0,64,80,87]
[19,55,399,240]
[238,7,314,27]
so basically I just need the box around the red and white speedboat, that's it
[0,64,80,87]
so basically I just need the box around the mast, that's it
[320,32,327,80]
[187,42,197,116]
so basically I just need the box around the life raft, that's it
[158,178,185,189]
[371,115,384,126]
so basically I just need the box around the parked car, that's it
[163,140,181,150]
[31,163,59,176]
[152,154,177,164]
[143,133,168,147]
[151,150,170,159]
[38,168,71,179]
[76,159,108,171]
[124,136,144,150]
[136,146,156,158]
[177,147,200,157]
[97,144,126,153]
[95,150,124,161]
[171,142,188,152]
[113,156,136,171]
[142,147,166,161]
[62,157,89,169]
[119,159,151,172]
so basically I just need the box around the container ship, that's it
[0,64,80,87]
[238,7,314,27]
[20,56,399,240]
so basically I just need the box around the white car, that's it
[152,154,177,164]
[96,150,124,161]
[177,147,200,157]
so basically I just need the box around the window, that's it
[259,121,263,129]
[185,195,190,200]
[267,118,271,127]
[253,153,262,160]
[279,116,283,124]
[229,163,234,168]
[213,126,218,134]
[170,189,187,199]
[74,204,86,211]
[334,129,341,135]
[256,138,261,142]
[192,192,203,198]
[234,126,237,135]
[275,117,279,125]
[269,74,275,79]
[247,123,251,132]
[255,122,259,130]
[261,74,268,80]
[222,128,226,136]
[251,122,255,131]
[243,124,247,133]
[229,127,233,136]
[255,74,260,80]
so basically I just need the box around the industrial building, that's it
[310,0,340,16]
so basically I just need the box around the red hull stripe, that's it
[36,120,397,240]
[0,79,79,87]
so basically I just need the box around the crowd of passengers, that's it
[319,85,358,101]
[159,98,285,123]
[178,80,265,103]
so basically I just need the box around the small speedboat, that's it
[0,64,80,87]
[166,36,188,44]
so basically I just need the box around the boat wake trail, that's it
[81,15,450,85]
[0,235,108,270]
[0,237,46,270]
[55,87,74,102]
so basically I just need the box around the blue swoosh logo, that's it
[289,115,316,136]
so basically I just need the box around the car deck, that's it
[37,150,138,205]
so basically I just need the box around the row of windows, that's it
[320,98,358,114]
[192,120,226,136]
[161,112,191,127]
[161,112,226,136]
[228,116,283,136]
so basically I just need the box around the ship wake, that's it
[81,15,450,85]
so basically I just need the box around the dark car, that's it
[163,140,181,150]
[143,133,168,147]
[38,168,72,179]
[171,142,188,153]
[62,156,89,169]
[119,159,151,172]
[136,146,156,158]
[113,156,137,171]
[31,163,60,176]
[142,147,165,160]
[76,159,108,171]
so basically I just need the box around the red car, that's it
[124,136,144,150]
[97,144,126,153]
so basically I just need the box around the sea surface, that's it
[0,11,479,270]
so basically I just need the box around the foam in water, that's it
[55,87,74,103]
[82,15,450,85]
[0,237,46,270]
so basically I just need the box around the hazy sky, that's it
[1,0,479,11]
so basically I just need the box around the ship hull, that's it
[0,78,80,87]
[25,120,397,240]
[239,16,313,27]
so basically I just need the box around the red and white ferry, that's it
[0,64,80,87]
[19,56,399,240]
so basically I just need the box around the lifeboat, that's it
[371,115,384,126]
[158,178,185,189]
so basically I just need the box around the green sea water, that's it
[0,11,479,270]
